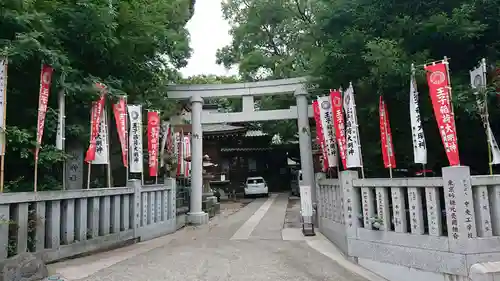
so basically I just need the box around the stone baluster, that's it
[425,186,443,236]
[99,196,111,236]
[361,187,375,230]
[61,199,75,244]
[87,197,100,238]
[375,187,390,230]
[110,195,121,233]
[408,187,425,234]
[391,187,407,233]
[490,185,500,235]
[473,185,492,237]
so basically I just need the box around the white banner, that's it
[487,124,500,165]
[318,96,338,167]
[93,109,109,164]
[409,70,427,164]
[471,59,500,165]
[128,105,143,173]
[0,58,7,155]
[343,83,363,168]
[159,121,169,167]
[56,90,65,150]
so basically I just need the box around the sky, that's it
[180,0,238,78]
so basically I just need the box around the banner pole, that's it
[125,96,129,184]
[105,105,112,188]
[478,58,494,175]
[34,158,38,192]
[141,108,145,186]
[0,155,5,192]
[59,89,66,190]
[156,110,160,184]
[0,58,8,192]
[443,56,459,149]
[87,162,91,189]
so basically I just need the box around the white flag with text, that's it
[128,105,143,173]
[318,96,338,167]
[471,60,500,165]
[342,83,363,168]
[409,71,427,164]
[92,109,109,164]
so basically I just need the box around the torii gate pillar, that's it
[187,95,209,225]
[295,86,316,205]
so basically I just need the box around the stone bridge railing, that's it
[0,178,179,265]
[317,166,500,281]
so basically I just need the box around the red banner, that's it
[147,111,160,177]
[84,83,107,163]
[425,62,460,166]
[330,90,347,170]
[313,100,328,172]
[379,96,396,168]
[113,97,128,167]
[35,64,54,161]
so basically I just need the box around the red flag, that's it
[147,111,160,177]
[84,83,107,163]
[35,64,54,161]
[313,100,329,172]
[379,96,396,168]
[425,62,460,166]
[330,90,347,170]
[113,97,128,167]
[184,134,191,177]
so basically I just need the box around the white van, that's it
[244,176,268,197]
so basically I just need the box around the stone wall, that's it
[317,167,500,281]
[0,179,178,266]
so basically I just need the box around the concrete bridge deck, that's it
[49,194,384,281]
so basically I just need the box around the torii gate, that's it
[167,77,315,225]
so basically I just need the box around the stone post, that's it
[442,166,477,252]
[295,85,315,202]
[340,170,360,238]
[188,95,208,225]
[129,179,141,238]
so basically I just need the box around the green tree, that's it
[180,74,243,111]
[1,0,194,191]
[218,0,500,175]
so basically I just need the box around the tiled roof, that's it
[244,130,267,137]
[202,124,245,133]
[220,147,274,152]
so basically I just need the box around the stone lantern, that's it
[184,154,220,217]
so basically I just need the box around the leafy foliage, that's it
[180,74,243,111]
[1,0,194,191]
[218,0,500,175]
